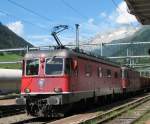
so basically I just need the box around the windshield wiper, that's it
[47,56,56,63]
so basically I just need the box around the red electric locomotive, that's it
[17,48,125,117]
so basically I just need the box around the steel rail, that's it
[77,94,150,124]
[0,94,20,100]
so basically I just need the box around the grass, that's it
[0,53,22,61]
[0,63,22,69]
[0,53,23,69]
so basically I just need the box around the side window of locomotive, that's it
[97,67,102,78]
[85,64,92,77]
[45,58,63,75]
[65,58,71,75]
[106,69,111,78]
[124,71,129,78]
[114,72,118,78]
[26,59,39,75]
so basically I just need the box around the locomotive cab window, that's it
[45,57,63,75]
[26,59,39,75]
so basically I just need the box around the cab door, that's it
[65,58,78,92]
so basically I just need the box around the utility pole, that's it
[100,42,103,56]
[126,48,129,66]
[26,45,29,53]
[75,24,79,51]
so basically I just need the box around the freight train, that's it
[16,48,150,117]
[16,25,150,117]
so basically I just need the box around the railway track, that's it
[105,97,150,124]
[0,93,150,124]
[50,93,150,124]
[76,94,150,124]
[0,95,133,124]
[0,94,19,100]
[0,105,25,118]
[0,113,57,124]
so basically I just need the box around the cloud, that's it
[91,26,139,44]
[27,34,52,46]
[7,21,24,36]
[100,2,138,26]
[100,12,107,18]
[114,1,137,24]
[69,1,139,45]
[28,35,50,39]
[80,18,103,37]
[24,1,139,47]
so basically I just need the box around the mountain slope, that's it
[92,26,150,57]
[0,22,33,69]
[0,22,33,49]
[110,26,150,56]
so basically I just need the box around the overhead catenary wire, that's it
[7,0,75,34]
[7,0,89,42]
[61,0,89,20]
[0,9,49,32]
[2,1,88,47]
[7,0,53,23]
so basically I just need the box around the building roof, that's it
[125,0,150,25]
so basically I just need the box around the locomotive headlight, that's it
[24,88,31,93]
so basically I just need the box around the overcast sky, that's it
[0,0,140,46]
